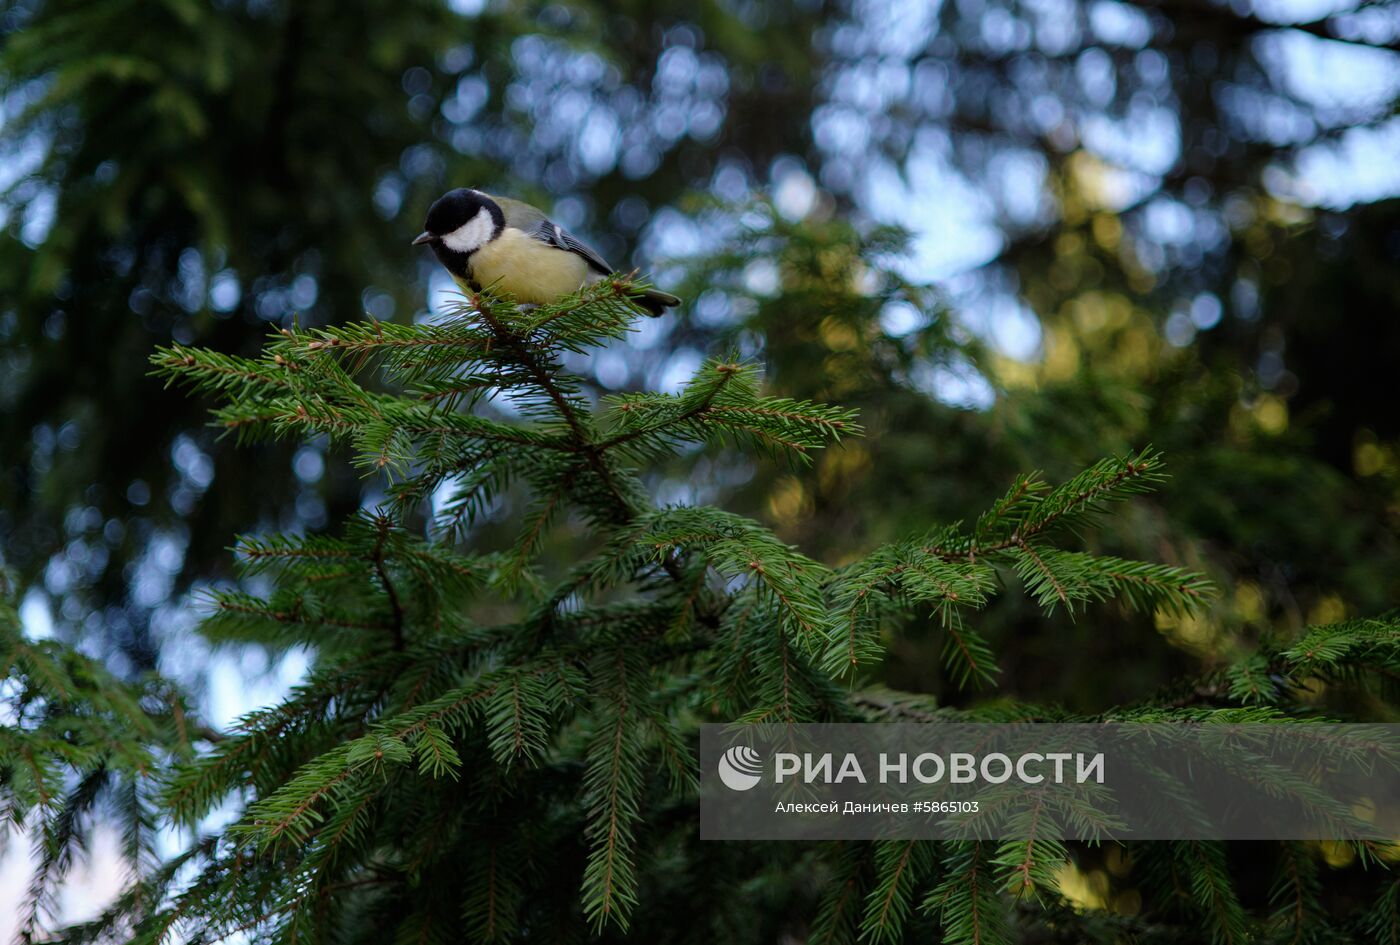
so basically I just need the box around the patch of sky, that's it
[1088,0,1153,47]
[1281,117,1400,208]
[911,356,996,410]
[859,153,1004,281]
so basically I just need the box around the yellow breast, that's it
[467,228,595,304]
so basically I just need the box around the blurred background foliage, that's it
[1,0,1399,908]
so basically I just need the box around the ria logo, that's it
[717,745,763,791]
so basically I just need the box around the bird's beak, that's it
[412,231,436,246]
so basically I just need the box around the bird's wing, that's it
[531,219,615,276]
[490,194,615,276]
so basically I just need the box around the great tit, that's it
[413,188,681,317]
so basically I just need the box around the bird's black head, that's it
[413,188,505,277]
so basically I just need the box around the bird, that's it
[412,188,681,317]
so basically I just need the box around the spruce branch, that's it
[923,841,1011,945]
[25,258,1366,945]
[827,457,1214,682]
[809,844,873,945]
[369,514,406,650]
[860,839,934,944]
[602,358,860,464]
[580,647,646,931]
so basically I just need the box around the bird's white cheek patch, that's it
[441,207,495,253]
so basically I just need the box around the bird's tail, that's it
[636,288,681,317]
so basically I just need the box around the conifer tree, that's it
[6,258,1400,944]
